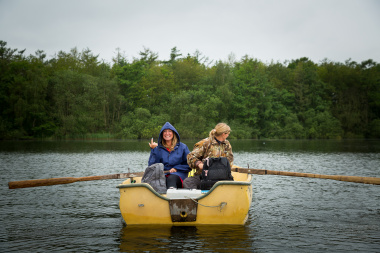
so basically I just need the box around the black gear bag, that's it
[200,157,234,190]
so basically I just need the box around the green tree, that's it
[0,42,53,138]
[318,59,368,138]
[119,107,169,139]
[231,56,276,138]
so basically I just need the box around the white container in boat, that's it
[166,189,202,199]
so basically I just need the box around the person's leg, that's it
[183,175,201,189]
[166,174,182,189]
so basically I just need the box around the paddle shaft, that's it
[8,172,144,189]
[233,168,380,185]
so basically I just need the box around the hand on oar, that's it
[8,172,144,189]
[232,167,380,185]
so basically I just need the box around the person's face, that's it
[162,129,174,142]
[220,131,230,141]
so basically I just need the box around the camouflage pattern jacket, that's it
[187,137,234,176]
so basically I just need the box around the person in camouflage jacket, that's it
[183,123,234,189]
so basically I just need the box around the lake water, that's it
[1,140,379,252]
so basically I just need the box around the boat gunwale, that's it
[116,173,253,201]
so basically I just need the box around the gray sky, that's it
[1,0,379,64]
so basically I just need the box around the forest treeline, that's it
[1,40,379,140]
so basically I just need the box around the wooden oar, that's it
[232,168,380,185]
[8,172,144,189]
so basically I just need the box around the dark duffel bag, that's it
[200,157,234,190]
[141,163,167,194]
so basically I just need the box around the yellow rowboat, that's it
[116,171,253,225]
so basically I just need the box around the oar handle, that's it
[8,172,144,189]
[234,168,380,185]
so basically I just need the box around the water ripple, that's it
[1,140,379,252]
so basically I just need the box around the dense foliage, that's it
[1,41,379,140]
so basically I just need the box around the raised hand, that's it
[149,137,158,149]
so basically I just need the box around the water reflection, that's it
[228,139,380,153]
[0,140,150,153]
[119,225,255,252]
[1,139,379,154]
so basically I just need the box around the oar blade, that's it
[8,172,145,189]
[235,167,380,185]
[8,177,78,189]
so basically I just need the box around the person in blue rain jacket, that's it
[148,122,191,188]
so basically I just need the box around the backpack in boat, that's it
[200,157,234,190]
[141,163,167,194]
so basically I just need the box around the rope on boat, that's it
[187,198,227,211]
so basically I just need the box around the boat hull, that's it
[117,172,253,225]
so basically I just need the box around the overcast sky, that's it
[1,0,379,64]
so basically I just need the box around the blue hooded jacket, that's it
[148,122,191,180]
